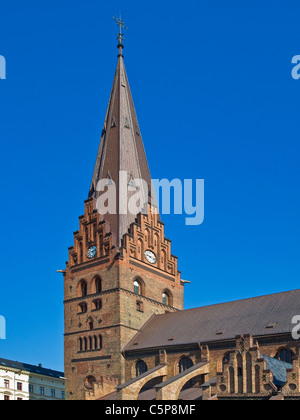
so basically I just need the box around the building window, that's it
[50,389,55,397]
[87,318,94,331]
[178,357,195,389]
[255,365,261,394]
[4,380,9,389]
[222,353,230,371]
[135,360,148,377]
[78,302,87,314]
[93,276,102,294]
[85,376,96,390]
[229,366,235,394]
[246,352,253,394]
[134,280,141,295]
[61,391,65,400]
[92,299,102,311]
[94,335,98,349]
[162,293,168,306]
[99,335,103,350]
[29,384,34,393]
[40,387,45,396]
[80,334,102,351]
[17,382,22,391]
[237,353,243,394]
[78,279,88,297]
[275,349,294,364]
[162,290,173,307]
[136,300,144,312]
[178,356,194,374]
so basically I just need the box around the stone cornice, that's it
[64,323,140,337]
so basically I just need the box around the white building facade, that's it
[0,358,66,400]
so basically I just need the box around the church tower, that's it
[63,20,184,400]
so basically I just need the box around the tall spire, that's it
[88,20,157,247]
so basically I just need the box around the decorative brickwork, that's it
[64,200,183,399]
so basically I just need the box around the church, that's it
[62,22,300,401]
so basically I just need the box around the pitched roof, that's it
[88,54,157,245]
[0,358,64,379]
[124,289,300,352]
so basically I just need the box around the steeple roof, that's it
[88,52,156,246]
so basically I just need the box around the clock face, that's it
[87,246,97,259]
[145,250,157,264]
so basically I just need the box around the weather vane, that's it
[113,15,128,55]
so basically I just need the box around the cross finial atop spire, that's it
[113,15,128,57]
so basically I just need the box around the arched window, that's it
[87,318,94,331]
[85,376,96,390]
[89,336,93,350]
[178,357,194,374]
[99,335,103,350]
[136,360,148,377]
[222,353,230,371]
[237,353,243,394]
[275,349,294,364]
[79,338,83,352]
[84,337,88,351]
[177,357,194,388]
[136,300,144,312]
[78,280,87,297]
[94,336,98,349]
[92,276,102,294]
[246,352,252,394]
[92,299,102,311]
[162,293,168,305]
[134,278,145,296]
[255,365,260,394]
[78,302,87,314]
[162,290,173,307]
[134,280,141,295]
[229,366,235,394]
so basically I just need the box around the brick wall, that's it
[64,203,184,400]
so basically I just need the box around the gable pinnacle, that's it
[113,16,128,57]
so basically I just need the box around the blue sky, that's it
[0,0,300,371]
